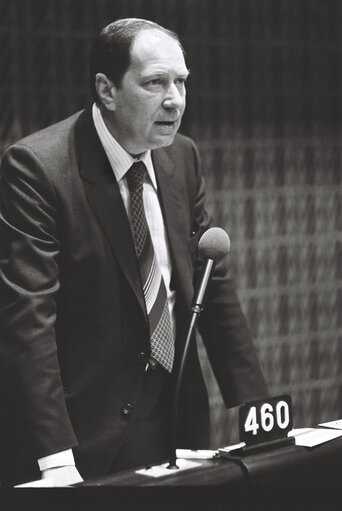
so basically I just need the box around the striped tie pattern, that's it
[127,161,174,373]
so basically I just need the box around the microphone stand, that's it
[167,259,214,469]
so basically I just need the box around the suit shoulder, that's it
[4,111,84,162]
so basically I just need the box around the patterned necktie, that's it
[127,161,175,373]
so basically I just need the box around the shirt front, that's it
[92,103,176,331]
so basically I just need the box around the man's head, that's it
[90,18,189,156]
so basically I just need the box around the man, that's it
[0,18,267,487]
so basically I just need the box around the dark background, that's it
[1,0,341,447]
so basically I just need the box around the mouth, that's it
[156,119,177,126]
[155,120,178,127]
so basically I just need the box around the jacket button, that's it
[138,351,149,363]
[122,403,134,417]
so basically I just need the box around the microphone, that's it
[167,227,231,469]
[193,227,231,311]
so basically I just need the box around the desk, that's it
[2,438,342,511]
[79,436,342,511]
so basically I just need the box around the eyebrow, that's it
[141,69,190,81]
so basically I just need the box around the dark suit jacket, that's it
[0,109,267,485]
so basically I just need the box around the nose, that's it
[162,83,185,110]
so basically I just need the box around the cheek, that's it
[180,98,186,113]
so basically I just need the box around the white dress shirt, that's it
[38,104,176,471]
[92,103,176,326]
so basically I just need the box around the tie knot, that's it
[127,161,146,193]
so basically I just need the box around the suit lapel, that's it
[152,149,194,307]
[75,110,147,321]
[75,110,194,323]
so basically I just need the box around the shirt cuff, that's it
[38,449,75,471]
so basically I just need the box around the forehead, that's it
[129,29,187,75]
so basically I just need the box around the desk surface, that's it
[80,456,243,486]
[2,438,341,511]
[78,436,342,511]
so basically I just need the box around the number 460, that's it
[244,400,290,435]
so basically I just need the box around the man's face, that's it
[107,30,189,155]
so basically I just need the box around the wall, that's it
[1,0,341,446]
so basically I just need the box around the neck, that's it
[99,105,144,158]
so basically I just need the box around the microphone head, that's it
[198,227,231,263]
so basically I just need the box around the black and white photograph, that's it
[0,1,341,510]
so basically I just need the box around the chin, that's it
[153,135,177,149]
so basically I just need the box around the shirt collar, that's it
[92,103,157,189]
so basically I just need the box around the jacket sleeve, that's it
[188,140,268,407]
[0,143,78,459]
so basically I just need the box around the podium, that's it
[2,436,342,511]
[78,436,342,511]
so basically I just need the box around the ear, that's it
[95,73,116,111]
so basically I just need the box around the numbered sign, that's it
[239,395,293,448]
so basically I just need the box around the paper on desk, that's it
[15,478,54,488]
[135,458,200,478]
[288,427,342,447]
[218,442,246,453]
[176,449,218,459]
[319,419,342,430]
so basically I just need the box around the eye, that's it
[175,76,188,90]
[175,77,186,85]
[144,78,164,90]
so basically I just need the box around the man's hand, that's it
[41,465,83,486]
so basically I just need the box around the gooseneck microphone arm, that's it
[167,259,215,469]
[167,228,230,469]
[192,259,215,314]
